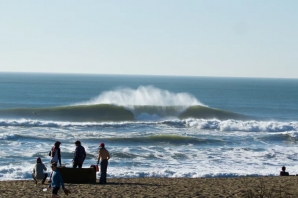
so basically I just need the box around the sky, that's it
[0,0,297,78]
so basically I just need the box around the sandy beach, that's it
[1,177,298,197]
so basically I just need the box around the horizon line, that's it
[0,71,297,80]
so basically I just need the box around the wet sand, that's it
[0,177,298,197]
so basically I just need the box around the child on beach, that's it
[32,157,48,184]
[48,162,66,198]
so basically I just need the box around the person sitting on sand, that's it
[48,162,66,198]
[32,157,48,184]
[280,166,289,176]
[97,142,110,184]
[73,140,86,168]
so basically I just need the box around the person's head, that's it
[36,157,42,163]
[99,142,105,148]
[75,140,81,146]
[54,141,61,147]
[282,166,286,171]
[51,162,58,170]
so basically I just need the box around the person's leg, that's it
[78,162,83,168]
[102,160,108,183]
[32,173,37,184]
[49,171,53,183]
[52,187,60,198]
[100,160,107,183]
[72,161,78,168]
[42,173,48,184]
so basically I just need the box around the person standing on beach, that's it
[48,141,62,182]
[49,141,62,166]
[32,157,48,184]
[97,142,110,184]
[73,140,86,168]
[48,162,66,198]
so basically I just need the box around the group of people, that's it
[32,140,110,197]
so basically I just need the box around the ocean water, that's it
[0,72,298,180]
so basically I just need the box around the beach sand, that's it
[1,177,298,197]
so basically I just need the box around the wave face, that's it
[0,105,248,122]
[0,105,134,122]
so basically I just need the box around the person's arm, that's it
[107,150,110,160]
[58,148,61,166]
[33,165,35,173]
[97,150,100,164]
[73,147,78,162]
[43,164,47,171]
[83,147,86,161]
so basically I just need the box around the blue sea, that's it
[0,72,298,180]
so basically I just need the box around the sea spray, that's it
[75,86,205,118]
[76,86,204,107]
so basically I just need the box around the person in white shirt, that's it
[49,141,62,182]
[49,141,62,166]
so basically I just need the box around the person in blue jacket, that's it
[48,162,65,198]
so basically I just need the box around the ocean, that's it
[0,72,298,180]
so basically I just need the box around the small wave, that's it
[97,135,224,145]
[184,119,298,132]
[0,134,18,140]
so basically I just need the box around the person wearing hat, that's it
[97,143,110,184]
[49,141,62,166]
[32,157,48,184]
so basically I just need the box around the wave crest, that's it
[76,86,203,107]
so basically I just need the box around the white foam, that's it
[75,86,204,107]
[184,119,298,132]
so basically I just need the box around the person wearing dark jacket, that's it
[73,140,86,168]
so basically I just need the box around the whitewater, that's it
[0,73,298,180]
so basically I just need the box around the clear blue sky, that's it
[0,1,297,78]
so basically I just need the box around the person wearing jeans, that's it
[97,142,110,184]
